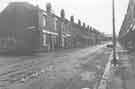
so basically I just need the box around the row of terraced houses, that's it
[38,3,107,51]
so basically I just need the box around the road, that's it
[0,44,112,89]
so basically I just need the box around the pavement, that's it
[101,44,135,89]
[0,43,112,89]
[115,49,135,89]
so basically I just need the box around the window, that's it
[132,25,135,31]
[54,18,57,31]
[42,15,46,27]
[43,34,47,46]
[133,6,135,18]
[61,22,65,32]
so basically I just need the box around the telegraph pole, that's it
[112,0,117,66]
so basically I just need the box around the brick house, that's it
[38,4,58,51]
[56,9,72,49]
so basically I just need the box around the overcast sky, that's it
[0,0,129,35]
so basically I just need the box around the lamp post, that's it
[112,0,117,66]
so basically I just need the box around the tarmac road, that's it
[0,44,112,89]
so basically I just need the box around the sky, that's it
[0,0,129,35]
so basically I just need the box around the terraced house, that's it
[0,2,107,53]
[38,3,58,51]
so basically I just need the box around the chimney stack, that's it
[61,9,65,19]
[83,23,86,28]
[70,16,74,22]
[46,3,52,13]
[78,19,81,25]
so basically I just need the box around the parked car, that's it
[106,43,113,48]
